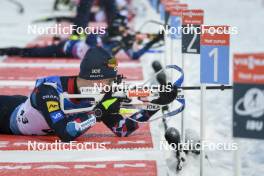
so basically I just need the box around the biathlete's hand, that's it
[94,93,121,121]
[151,83,178,105]
[69,32,86,41]
[101,98,121,114]
[153,32,164,42]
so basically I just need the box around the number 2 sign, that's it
[182,9,204,54]
[200,26,230,84]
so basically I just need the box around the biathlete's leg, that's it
[73,0,94,32]
[99,0,118,25]
[0,95,27,134]
[0,41,71,58]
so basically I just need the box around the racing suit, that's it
[1,76,157,142]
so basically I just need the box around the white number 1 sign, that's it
[209,48,218,82]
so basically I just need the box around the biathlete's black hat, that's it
[79,47,118,80]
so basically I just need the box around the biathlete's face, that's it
[92,78,115,87]
[89,78,115,94]
[77,77,115,94]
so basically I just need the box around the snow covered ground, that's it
[136,0,264,175]
[0,0,264,175]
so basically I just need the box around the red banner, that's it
[233,53,264,84]
[182,10,204,25]
[200,26,230,46]
[168,4,189,16]
[0,161,157,176]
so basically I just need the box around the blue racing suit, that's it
[6,76,157,142]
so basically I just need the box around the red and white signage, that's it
[182,10,204,25]
[200,26,230,46]
[0,161,157,176]
[233,53,264,84]
[169,4,189,16]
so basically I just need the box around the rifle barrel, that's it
[179,85,233,91]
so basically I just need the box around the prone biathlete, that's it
[0,15,163,60]
[0,0,120,58]
[0,47,177,142]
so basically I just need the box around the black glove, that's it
[152,32,164,42]
[143,32,164,51]
[108,14,128,37]
[151,83,178,105]
[94,93,121,121]
[122,34,135,50]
